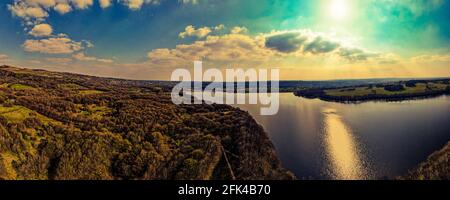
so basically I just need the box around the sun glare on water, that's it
[322,108,369,180]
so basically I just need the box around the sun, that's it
[328,0,349,20]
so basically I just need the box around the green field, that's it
[75,104,111,120]
[0,105,60,125]
[324,82,449,97]
[0,83,37,90]
[9,84,35,90]
[79,90,104,95]
[58,83,86,90]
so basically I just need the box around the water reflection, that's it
[322,108,367,180]
[223,93,449,179]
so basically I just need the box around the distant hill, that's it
[294,79,450,102]
[0,66,294,180]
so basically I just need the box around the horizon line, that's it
[2,64,449,83]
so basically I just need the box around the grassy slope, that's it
[325,82,449,97]
[0,105,60,124]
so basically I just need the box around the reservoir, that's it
[234,93,450,179]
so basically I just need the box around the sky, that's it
[0,0,449,80]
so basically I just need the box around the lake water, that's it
[233,93,450,180]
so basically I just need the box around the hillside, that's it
[0,66,294,180]
[401,141,450,180]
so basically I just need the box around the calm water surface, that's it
[233,93,450,179]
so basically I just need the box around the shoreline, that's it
[294,92,450,104]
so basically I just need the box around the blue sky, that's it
[0,0,449,80]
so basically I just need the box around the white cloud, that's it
[7,0,181,27]
[26,0,57,8]
[120,0,161,10]
[149,33,273,66]
[412,53,450,63]
[123,0,144,10]
[83,40,95,48]
[179,25,250,39]
[73,52,96,61]
[54,3,72,14]
[8,0,198,21]
[179,0,198,4]
[70,0,93,9]
[96,58,114,63]
[99,0,112,8]
[0,54,10,64]
[8,2,48,20]
[45,57,73,64]
[29,23,53,37]
[179,25,212,38]
[214,24,225,31]
[230,26,248,34]
[23,36,84,54]
[73,52,114,63]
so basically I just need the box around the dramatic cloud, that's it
[148,34,273,66]
[23,36,84,54]
[149,29,396,68]
[263,30,392,63]
[303,37,340,54]
[265,32,307,53]
[266,31,340,54]
[29,23,53,37]
[179,25,212,39]
[338,48,378,62]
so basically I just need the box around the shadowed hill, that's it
[401,141,450,180]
